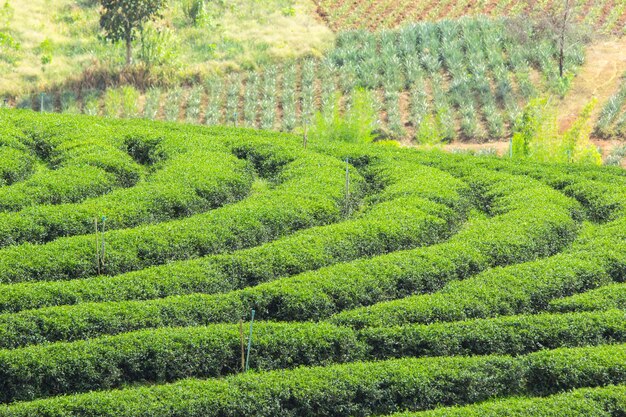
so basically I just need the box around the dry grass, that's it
[0,0,333,95]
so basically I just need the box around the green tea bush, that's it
[0,322,365,403]
[0,159,468,312]
[332,217,626,328]
[0,139,361,284]
[388,385,626,417]
[360,309,626,359]
[0,168,580,346]
[550,283,626,313]
[2,110,626,416]
[0,151,253,247]
[0,147,35,186]
[2,309,626,403]
[3,344,626,416]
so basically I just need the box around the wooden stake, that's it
[245,309,255,372]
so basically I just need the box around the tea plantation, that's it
[0,108,626,416]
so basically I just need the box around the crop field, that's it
[0,108,625,416]
[314,0,626,33]
[596,73,626,139]
[23,17,583,143]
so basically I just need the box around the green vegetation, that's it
[10,16,585,145]
[0,106,625,416]
[512,97,601,165]
[0,0,332,95]
[387,385,626,417]
[3,344,626,416]
[596,73,626,139]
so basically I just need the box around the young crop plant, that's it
[384,87,405,138]
[185,86,203,124]
[204,79,223,125]
[164,87,183,122]
[281,63,297,131]
[409,77,429,131]
[82,89,100,116]
[596,77,626,137]
[143,87,162,120]
[319,59,337,121]
[225,73,241,127]
[103,88,122,118]
[242,73,258,128]
[300,59,317,127]
[120,86,140,118]
[60,91,79,114]
[260,66,277,130]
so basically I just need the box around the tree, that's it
[99,0,166,66]
[538,0,579,78]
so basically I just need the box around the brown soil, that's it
[425,139,626,167]
[556,38,626,132]
[597,0,617,28]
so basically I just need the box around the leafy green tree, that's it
[99,0,166,66]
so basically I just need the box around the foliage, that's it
[0,110,625,416]
[138,23,178,67]
[310,88,378,144]
[512,97,601,165]
[99,0,167,65]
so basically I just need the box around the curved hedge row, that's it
[0,322,366,403]
[0,158,469,313]
[2,344,626,416]
[0,169,580,348]
[0,309,625,403]
[550,283,626,312]
[360,309,626,360]
[0,147,35,188]
[0,166,118,211]
[0,112,146,210]
[0,151,254,247]
[406,149,626,222]
[0,141,363,284]
[387,385,626,417]
[332,217,626,328]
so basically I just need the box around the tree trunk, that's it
[559,42,564,78]
[126,37,132,66]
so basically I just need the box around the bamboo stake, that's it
[239,319,245,372]
[95,218,100,275]
[245,309,255,372]
[100,216,106,273]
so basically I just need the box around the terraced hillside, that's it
[314,0,626,33]
[0,109,625,415]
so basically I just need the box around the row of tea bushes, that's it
[333,217,626,328]
[0,151,254,247]
[0,168,580,348]
[1,309,626,402]
[2,344,626,416]
[0,140,364,284]
[387,385,626,417]
[0,157,470,313]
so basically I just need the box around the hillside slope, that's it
[0,110,626,416]
[0,0,333,95]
